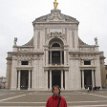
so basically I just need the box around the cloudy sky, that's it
[0,0,107,77]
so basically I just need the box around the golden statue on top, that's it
[53,0,58,9]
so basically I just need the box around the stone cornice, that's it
[80,66,96,70]
[69,51,104,55]
[79,45,98,48]
[16,67,33,70]
[7,52,44,55]
[6,57,12,60]
[44,65,69,71]
[100,56,106,59]
[34,22,79,25]
[14,46,34,48]
[34,23,79,30]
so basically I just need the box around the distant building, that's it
[0,77,6,89]
[6,1,106,90]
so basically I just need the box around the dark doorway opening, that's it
[84,70,92,88]
[20,70,28,90]
[52,71,61,88]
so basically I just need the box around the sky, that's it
[0,0,107,77]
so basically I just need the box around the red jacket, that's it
[46,95,67,107]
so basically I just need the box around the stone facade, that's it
[6,9,105,90]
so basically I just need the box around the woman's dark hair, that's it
[52,85,61,94]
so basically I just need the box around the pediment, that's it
[33,9,79,24]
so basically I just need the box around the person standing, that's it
[46,85,67,107]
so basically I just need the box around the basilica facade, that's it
[6,4,106,90]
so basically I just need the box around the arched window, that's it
[52,43,60,47]
[48,38,64,65]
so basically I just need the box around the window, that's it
[84,60,91,65]
[21,61,29,65]
[52,43,60,47]
[52,51,60,64]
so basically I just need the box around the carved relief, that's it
[47,11,65,21]
[47,32,66,41]
[17,55,33,66]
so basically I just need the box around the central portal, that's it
[52,70,61,88]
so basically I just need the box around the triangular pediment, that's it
[33,9,79,24]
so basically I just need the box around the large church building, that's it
[6,1,106,90]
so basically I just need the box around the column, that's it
[48,71,50,89]
[45,71,48,89]
[65,71,68,90]
[18,70,20,90]
[63,71,65,89]
[50,70,52,89]
[61,70,64,89]
[94,70,96,86]
[81,70,82,88]
[30,70,32,88]
[92,70,95,88]
[64,51,67,65]
[28,70,31,90]
[82,70,85,89]
[46,50,48,66]
[50,51,52,64]
[66,51,68,65]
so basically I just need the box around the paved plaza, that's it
[0,90,107,107]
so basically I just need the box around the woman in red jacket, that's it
[46,85,67,107]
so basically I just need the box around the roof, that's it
[22,37,34,47]
[78,38,98,48]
